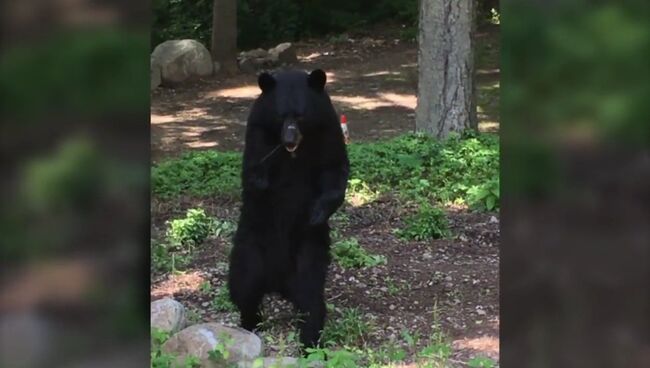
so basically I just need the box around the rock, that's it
[151,40,213,85]
[268,43,297,64]
[238,58,257,74]
[240,48,269,59]
[163,323,262,367]
[238,357,298,368]
[151,298,186,333]
[489,216,499,224]
[151,61,161,90]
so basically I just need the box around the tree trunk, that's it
[416,0,478,138]
[211,0,238,75]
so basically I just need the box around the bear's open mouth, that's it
[285,143,299,152]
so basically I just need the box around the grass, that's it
[321,305,375,348]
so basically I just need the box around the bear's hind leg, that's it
[289,238,330,349]
[228,245,265,331]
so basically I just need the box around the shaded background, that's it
[501,0,650,367]
[1,0,150,367]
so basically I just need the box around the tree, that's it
[211,0,238,75]
[415,0,478,138]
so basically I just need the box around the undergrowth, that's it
[152,133,499,211]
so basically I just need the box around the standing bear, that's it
[228,69,350,349]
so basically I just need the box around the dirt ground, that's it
[151,25,500,365]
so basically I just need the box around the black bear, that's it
[228,69,349,349]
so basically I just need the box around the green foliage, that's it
[347,133,500,208]
[23,138,104,212]
[207,332,237,367]
[468,356,498,368]
[153,0,420,49]
[321,306,373,348]
[467,177,500,211]
[301,348,359,368]
[152,150,240,199]
[1,29,148,121]
[151,240,192,274]
[166,208,215,248]
[152,133,500,211]
[397,203,450,241]
[212,284,237,312]
[331,238,386,269]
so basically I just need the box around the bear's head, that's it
[255,69,331,153]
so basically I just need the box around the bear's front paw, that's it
[309,206,327,225]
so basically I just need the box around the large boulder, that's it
[162,323,262,367]
[151,40,213,85]
[151,298,186,333]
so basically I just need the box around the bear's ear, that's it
[308,69,327,91]
[258,72,276,93]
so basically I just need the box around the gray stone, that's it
[163,323,262,367]
[151,298,186,333]
[238,58,258,73]
[151,39,213,85]
[268,43,297,64]
[240,48,269,59]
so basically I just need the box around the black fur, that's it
[228,69,349,349]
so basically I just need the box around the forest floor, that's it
[151,24,500,367]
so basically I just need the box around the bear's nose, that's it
[281,120,302,149]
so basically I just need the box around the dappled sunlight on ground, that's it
[332,92,416,111]
[479,122,500,132]
[151,114,177,125]
[151,270,206,300]
[362,70,402,77]
[204,84,259,99]
[452,334,499,358]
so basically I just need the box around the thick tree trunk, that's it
[416,0,477,138]
[211,0,238,75]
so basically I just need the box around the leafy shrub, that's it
[151,240,192,274]
[166,208,215,248]
[397,203,450,241]
[467,177,500,211]
[347,132,500,208]
[331,238,386,269]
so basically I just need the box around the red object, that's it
[340,114,347,124]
